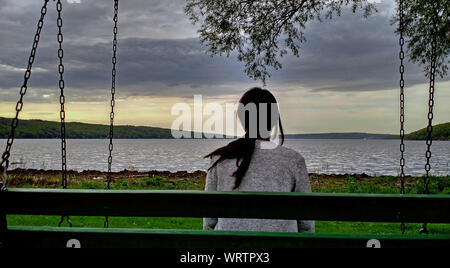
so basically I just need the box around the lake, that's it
[0,139,449,176]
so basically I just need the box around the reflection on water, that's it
[1,139,449,176]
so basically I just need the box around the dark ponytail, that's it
[205,88,285,189]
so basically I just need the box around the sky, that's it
[0,0,448,135]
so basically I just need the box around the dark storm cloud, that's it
[0,36,248,102]
[0,0,249,102]
[0,0,446,103]
[272,1,440,92]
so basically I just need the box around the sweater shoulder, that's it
[273,145,305,163]
[255,142,306,166]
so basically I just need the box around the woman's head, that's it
[206,87,284,189]
[237,87,283,140]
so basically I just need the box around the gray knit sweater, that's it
[204,140,315,233]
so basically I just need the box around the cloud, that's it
[0,0,448,104]
[0,37,252,102]
[270,0,443,92]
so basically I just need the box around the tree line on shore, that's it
[0,117,448,140]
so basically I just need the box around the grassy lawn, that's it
[5,173,450,235]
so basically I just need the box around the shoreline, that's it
[3,168,448,195]
[4,168,420,181]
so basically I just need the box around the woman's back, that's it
[204,140,315,233]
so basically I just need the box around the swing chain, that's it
[0,0,50,182]
[398,0,407,235]
[105,0,119,229]
[424,0,439,196]
[399,0,406,196]
[420,0,439,235]
[107,0,119,190]
[56,0,68,190]
[55,0,72,228]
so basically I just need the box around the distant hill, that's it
[0,117,173,139]
[407,122,450,141]
[2,117,447,140]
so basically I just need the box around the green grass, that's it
[315,175,450,195]
[8,215,202,230]
[8,216,450,235]
[5,174,450,235]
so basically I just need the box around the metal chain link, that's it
[398,0,406,235]
[420,0,439,235]
[0,0,50,191]
[105,0,119,229]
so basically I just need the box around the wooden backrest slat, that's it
[2,189,450,223]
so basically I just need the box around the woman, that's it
[204,87,314,233]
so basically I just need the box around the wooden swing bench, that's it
[1,189,449,248]
[0,0,448,250]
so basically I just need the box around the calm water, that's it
[1,139,449,176]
